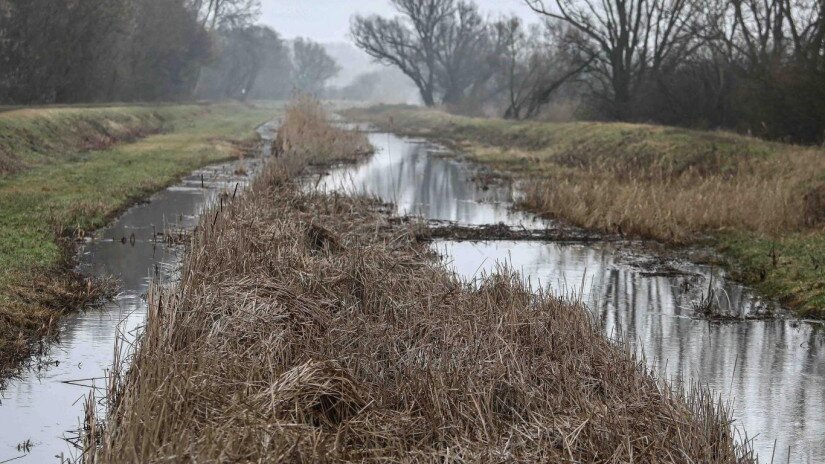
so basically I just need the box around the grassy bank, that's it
[344,106,825,317]
[0,102,278,376]
[85,100,752,463]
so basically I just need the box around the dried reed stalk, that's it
[84,100,754,463]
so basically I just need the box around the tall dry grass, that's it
[84,100,754,463]
[273,96,373,163]
[505,133,825,243]
[346,105,825,243]
[521,160,812,243]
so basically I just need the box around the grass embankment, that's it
[85,99,752,463]
[0,102,277,376]
[345,105,825,317]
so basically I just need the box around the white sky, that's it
[260,0,540,43]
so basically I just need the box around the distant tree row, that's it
[353,0,825,143]
[195,31,341,101]
[0,0,339,104]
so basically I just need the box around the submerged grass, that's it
[0,102,278,378]
[85,100,753,463]
[345,105,825,317]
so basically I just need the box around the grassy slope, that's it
[344,105,825,317]
[0,102,278,374]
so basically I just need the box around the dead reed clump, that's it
[273,96,373,164]
[85,99,754,463]
[521,163,807,243]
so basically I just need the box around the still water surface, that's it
[317,132,825,464]
[2,126,822,463]
[0,125,273,463]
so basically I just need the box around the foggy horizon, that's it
[260,0,539,43]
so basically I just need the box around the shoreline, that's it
[342,106,825,319]
[84,99,753,462]
[0,102,278,379]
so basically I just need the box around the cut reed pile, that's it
[85,100,753,463]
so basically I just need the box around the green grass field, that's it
[0,102,279,374]
[344,105,825,318]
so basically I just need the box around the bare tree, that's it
[351,0,456,106]
[525,0,698,119]
[292,38,341,95]
[191,0,260,30]
[704,0,824,70]
[701,0,825,140]
[433,2,492,104]
[196,25,280,100]
[493,19,592,119]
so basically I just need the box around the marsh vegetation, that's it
[83,100,753,463]
[0,103,274,376]
[347,105,825,317]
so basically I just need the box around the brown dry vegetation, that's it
[519,161,809,243]
[344,106,825,316]
[85,100,753,463]
[0,103,274,379]
[273,97,373,163]
[346,106,825,242]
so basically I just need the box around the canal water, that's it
[2,124,823,463]
[0,123,275,463]
[315,132,825,464]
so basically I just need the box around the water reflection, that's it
[316,134,538,226]
[0,126,272,463]
[320,132,825,464]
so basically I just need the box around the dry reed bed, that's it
[345,106,825,243]
[519,152,820,243]
[85,101,753,463]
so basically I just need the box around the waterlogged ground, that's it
[2,125,823,463]
[316,131,825,464]
[0,125,273,463]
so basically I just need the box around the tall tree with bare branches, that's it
[525,0,698,119]
[292,38,341,95]
[351,0,456,106]
[191,0,260,30]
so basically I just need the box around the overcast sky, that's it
[260,0,539,43]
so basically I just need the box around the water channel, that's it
[1,125,823,463]
[0,123,275,463]
[315,131,825,464]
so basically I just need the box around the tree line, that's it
[0,0,340,104]
[352,0,825,143]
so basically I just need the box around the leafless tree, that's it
[351,0,456,106]
[191,0,260,30]
[433,2,493,104]
[196,25,284,100]
[525,0,698,119]
[703,0,823,70]
[494,19,592,119]
[292,38,341,95]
